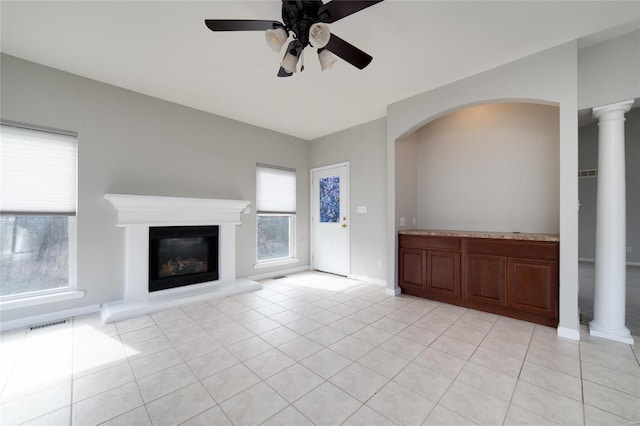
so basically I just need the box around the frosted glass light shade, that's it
[318,50,337,71]
[265,28,288,52]
[309,23,330,48]
[280,52,298,73]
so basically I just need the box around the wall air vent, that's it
[578,169,598,178]
[28,319,69,331]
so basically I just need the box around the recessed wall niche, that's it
[397,102,560,234]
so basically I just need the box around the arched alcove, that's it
[384,42,581,339]
[396,102,560,236]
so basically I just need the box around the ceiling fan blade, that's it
[325,34,373,70]
[318,0,383,23]
[204,19,283,31]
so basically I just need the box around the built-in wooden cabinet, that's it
[399,232,559,327]
[465,253,507,306]
[399,247,426,291]
[398,235,461,298]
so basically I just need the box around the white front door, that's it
[311,163,349,276]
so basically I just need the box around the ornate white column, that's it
[589,99,634,344]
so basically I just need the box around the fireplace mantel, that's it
[101,194,261,323]
[104,193,250,227]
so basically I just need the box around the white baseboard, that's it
[385,287,401,296]
[348,274,386,287]
[248,265,311,281]
[0,304,100,332]
[557,326,581,341]
[579,258,640,266]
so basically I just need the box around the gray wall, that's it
[308,118,387,283]
[578,30,640,109]
[416,103,560,234]
[395,132,418,232]
[579,106,640,263]
[0,54,309,322]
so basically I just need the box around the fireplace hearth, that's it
[149,226,219,292]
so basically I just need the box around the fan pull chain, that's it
[300,50,305,72]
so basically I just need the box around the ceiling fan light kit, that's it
[318,49,337,70]
[309,23,331,48]
[205,0,384,77]
[265,28,289,52]
[281,50,299,73]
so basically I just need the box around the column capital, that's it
[592,99,634,120]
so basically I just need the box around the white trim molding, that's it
[104,193,250,227]
[385,287,401,296]
[248,265,311,281]
[348,274,386,287]
[0,304,100,332]
[254,258,300,270]
[557,326,581,341]
[0,290,84,310]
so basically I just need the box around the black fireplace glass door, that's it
[156,237,209,278]
[149,226,219,292]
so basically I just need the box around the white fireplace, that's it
[101,194,261,323]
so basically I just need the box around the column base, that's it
[588,320,634,345]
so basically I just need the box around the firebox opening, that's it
[149,226,219,292]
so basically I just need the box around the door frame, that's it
[310,162,350,276]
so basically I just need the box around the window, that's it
[256,164,296,263]
[0,124,77,298]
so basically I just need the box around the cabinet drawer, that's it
[399,235,461,251]
[466,239,558,260]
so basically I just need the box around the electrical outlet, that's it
[400,217,406,226]
[627,247,632,253]
[377,259,383,269]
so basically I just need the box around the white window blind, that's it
[256,165,296,213]
[0,124,77,215]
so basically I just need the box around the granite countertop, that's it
[399,229,560,242]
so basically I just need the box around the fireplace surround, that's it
[101,194,261,323]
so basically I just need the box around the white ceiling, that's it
[1,1,639,140]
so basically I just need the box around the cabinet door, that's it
[465,253,507,306]
[508,258,558,316]
[427,250,461,297]
[399,248,426,290]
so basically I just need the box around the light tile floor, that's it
[1,271,639,426]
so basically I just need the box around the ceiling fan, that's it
[205,0,383,77]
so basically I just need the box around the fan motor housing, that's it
[282,0,325,46]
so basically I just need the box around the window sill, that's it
[0,290,85,310]
[254,258,299,270]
